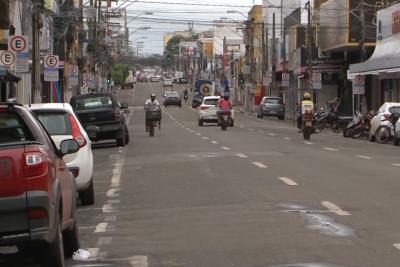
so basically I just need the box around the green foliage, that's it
[112,63,130,85]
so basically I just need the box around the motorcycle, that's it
[145,110,162,137]
[375,112,400,144]
[343,111,373,139]
[302,109,314,140]
[218,110,232,131]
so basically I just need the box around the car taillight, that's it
[24,153,47,178]
[69,113,87,148]
[200,106,208,110]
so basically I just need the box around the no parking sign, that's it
[352,75,365,95]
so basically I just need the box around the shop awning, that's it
[349,35,400,78]
[0,66,20,82]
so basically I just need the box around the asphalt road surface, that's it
[2,81,400,267]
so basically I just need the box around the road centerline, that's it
[278,177,298,186]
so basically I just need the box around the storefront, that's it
[349,3,400,110]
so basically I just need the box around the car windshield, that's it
[167,92,179,97]
[264,98,282,104]
[0,111,34,144]
[204,98,219,105]
[389,106,400,114]
[72,96,113,110]
[33,111,72,136]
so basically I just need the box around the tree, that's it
[111,63,130,85]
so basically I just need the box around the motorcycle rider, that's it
[297,92,314,131]
[216,93,232,123]
[144,93,160,131]
[183,88,189,101]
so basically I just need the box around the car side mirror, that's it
[121,103,128,109]
[59,139,79,156]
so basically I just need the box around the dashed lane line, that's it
[355,155,372,160]
[196,133,201,136]
[268,133,276,136]
[304,141,313,145]
[258,130,264,133]
[236,153,248,158]
[321,201,351,216]
[97,237,113,246]
[211,141,219,144]
[95,223,108,233]
[221,146,231,151]
[129,255,149,267]
[393,244,400,250]
[393,163,400,167]
[202,137,209,140]
[278,177,298,186]
[252,162,268,168]
[284,137,292,140]
[249,128,255,131]
[323,147,339,152]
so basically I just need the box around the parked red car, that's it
[0,102,80,266]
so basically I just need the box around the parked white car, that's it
[198,96,234,126]
[163,77,173,87]
[30,103,95,205]
[369,102,400,142]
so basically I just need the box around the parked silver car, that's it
[257,97,285,120]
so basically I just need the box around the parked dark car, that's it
[164,91,182,107]
[192,95,203,108]
[0,102,80,266]
[70,92,130,147]
[257,96,285,120]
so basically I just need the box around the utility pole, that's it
[261,21,265,77]
[271,12,276,96]
[32,0,41,103]
[306,1,313,99]
[359,0,366,112]
[78,0,83,95]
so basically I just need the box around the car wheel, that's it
[63,219,80,258]
[116,129,126,147]
[124,126,130,144]
[80,179,95,206]
[198,120,203,126]
[229,119,234,127]
[42,215,65,267]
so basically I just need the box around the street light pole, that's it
[306,1,313,99]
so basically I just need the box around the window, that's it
[72,96,113,110]
[34,111,72,136]
[389,106,400,114]
[0,112,34,144]
[264,98,282,105]
[204,99,219,105]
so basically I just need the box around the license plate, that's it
[0,159,11,179]
[306,121,312,127]
[269,111,277,114]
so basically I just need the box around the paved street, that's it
[2,82,399,266]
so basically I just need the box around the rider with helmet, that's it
[297,92,314,130]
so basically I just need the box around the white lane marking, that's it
[356,155,372,160]
[107,199,121,204]
[304,141,313,145]
[284,137,292,140]
[393,163,400,167]
[78,225,97,230]
[106,188,120,198]
[268,133,276,136]
[102,204,113,213]
[181,125,185,128]
[221,146,231,150]
[111,160,124,188]
[98,236,113,246]
[196,133,201,136]
[393,244,400,250]
[252,162,268,168]
[324,147,339,152]
[278,177,298,186]
[95,223,108,233]
[249,128,255,131]
[321,201,351,216]
[258,130,264,133]
[202,137,209,140]
[185,128,190,131]
[190,130,195,133]
[240,125,244,129]
[211,141,219,144]
[129,255,148,267]
[236,153,248,158]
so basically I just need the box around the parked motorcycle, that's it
[343,111,373,139]
[375,112,400,144]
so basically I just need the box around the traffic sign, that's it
[312,72,322,90]
[352,75,365,95]
[8,35,28,53]
[44,54,59,69]
[44,70,59,81]
[282,72,290,87]
[68,65,79,76]
[0,51,16,67]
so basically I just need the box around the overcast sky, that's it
[112,0,263,55]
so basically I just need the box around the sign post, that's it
[352,75,365,115]
[8,35,29,73]
[67,65,79,86]
[282,72,290,87]
[311,72,322,90]
[0,51,16,68]
[44,54,59,82]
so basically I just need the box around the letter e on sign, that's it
[8,35,28,53]
[0,51,16,67]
